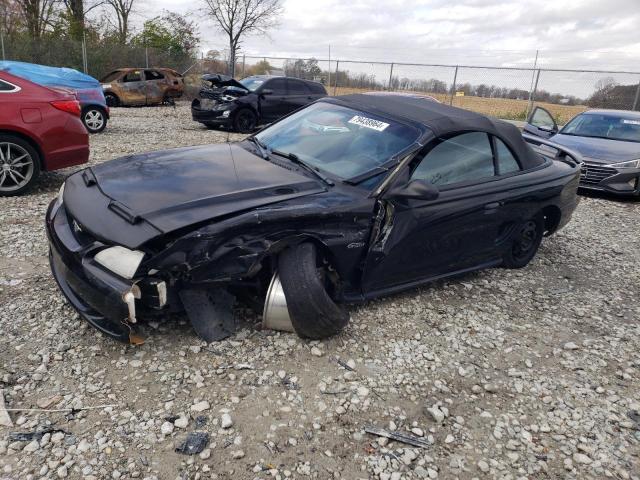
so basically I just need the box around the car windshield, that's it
[239,77,264,91]
[560,113,640,143]
[254,102,421,181]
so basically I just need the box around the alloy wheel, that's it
[84,110,105,131]
[0,142,35,193]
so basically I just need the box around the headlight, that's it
[94,246,145,279]
[213,103,233,111]
[51,182,65,215]
[101,84,111,89]
[606,159,640,169]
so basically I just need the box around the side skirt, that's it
[342,258,503,303]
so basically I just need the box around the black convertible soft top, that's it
[331,93,545,171]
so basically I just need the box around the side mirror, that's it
[388,179,439,201]
[260,89,273,96]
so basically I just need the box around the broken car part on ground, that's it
[46,93,581,344]
[191,74,327,133]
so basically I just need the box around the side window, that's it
[0,79,19,92]
[308,82,327,95]
[265,78,287,95]
[287,79,310,94]
[411,132,495,187]
[145,70,164,80]
[495,138,520,174]
[529,107,556,129]
[122,71,142,82]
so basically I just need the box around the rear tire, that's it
[233,109,257,133]
[278,243,349,339]
[502,214,544,269]
[0,134,41,196]
[82,107,107,133]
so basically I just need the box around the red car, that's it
[0,70,89,196]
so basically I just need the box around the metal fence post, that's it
[242,55,246,77]
[526,69,541,118]
[633,79,640,111]
[81,31,88,73]
[1,28,5,60]
[333,60,339,96]
[449,66,459,105]
[387,63,394,90]
[145,47,149,68]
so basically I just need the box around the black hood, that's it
[202,74,248,91]
[64,144,326,249]
[550,133,640,164]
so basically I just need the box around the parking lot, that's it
[1,103,639,480]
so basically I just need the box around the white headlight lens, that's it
[94,246,145,279]
[58,182,65,202]
[608,159,640,169]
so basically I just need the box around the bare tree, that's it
[62,0,104,38]
[202,0,282,76]
[105,0,134,43]
[15,0,58,38]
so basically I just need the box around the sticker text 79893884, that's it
[348,115,390,132]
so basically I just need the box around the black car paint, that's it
[525,107,640,196]
[191,75,327,130]
[47,97,580,343]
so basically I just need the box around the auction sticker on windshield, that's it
[622,119,640,125]
[348,115,390,132]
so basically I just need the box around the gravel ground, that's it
[1,103,639,480]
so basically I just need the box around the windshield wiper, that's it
[270,149,334,186]
[247,136,268,160]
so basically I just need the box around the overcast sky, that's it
[129,0,640,96]
[139,0,639,68]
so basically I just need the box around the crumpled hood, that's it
[64,143,326,249]
[550,133,640,163]
[202,74,248,91]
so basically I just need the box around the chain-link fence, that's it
[2,35,639,123]
[0,35,198,82]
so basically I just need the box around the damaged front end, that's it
[191,74,249,125]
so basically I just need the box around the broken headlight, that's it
[51,182,65,216]
[94,246,145,279]
[607,159,640,169]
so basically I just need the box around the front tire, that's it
[233,109,257,133]
[82,107,107,133]
[105,93,119,107]
[278,243,350,339]
[0,135,41,196]
[502,214,544,269]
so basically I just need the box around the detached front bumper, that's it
[46,200,143,343]
[579,163,640,197]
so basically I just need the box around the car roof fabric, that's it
[331,93,545,170]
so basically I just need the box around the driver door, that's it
[258,78,289,122]
[524,106,558,139]
[361,132,509,294]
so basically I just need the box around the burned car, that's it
[46,93,580,344]
[191,74,327,133]
[100,68,184,107]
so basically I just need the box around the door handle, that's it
[484,202,502,210]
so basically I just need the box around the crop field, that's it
[332,87,587,124]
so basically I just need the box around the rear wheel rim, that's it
[0,142,34,192]
[512,220,538,261]
[84,110,104,130]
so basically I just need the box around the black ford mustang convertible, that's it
[46,93,581,344]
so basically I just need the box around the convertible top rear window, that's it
[254,102,420,182]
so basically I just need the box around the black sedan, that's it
[46,94,580,344]
[191,74,327,133]
[525,107,640,197]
